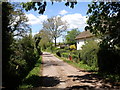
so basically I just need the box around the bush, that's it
[56,51,61,57]
[5,34,40,89]
[98,48,120,74]
[80,40,99,68]
[70,44,76,50]
[62,53,69,58]
[64,46,70,50]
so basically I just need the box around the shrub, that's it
[71,54,78,62]
[98,48,120,74]
[56,51,61,57]
[64,46,70,50]
[80,40,99,68]
[62,53,69,58]
[70,44,76,50]
[6,34,40,89]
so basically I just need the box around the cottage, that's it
[75,30,98,50]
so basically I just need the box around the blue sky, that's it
[24,2,91,42]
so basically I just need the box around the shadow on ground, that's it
[67,73,120,89]
[79,69,98,73]
[23,75,60,88]
[68,73,102,81]
[43,55,53,57]
[66,85,98,90]
[41,60,65,67]
[42,53,53,57]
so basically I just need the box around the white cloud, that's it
[59,10,68,15]
[26,14,48,25]
[61,13,88,30]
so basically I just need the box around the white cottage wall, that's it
[76,37,99,50]
[77,39,85,50]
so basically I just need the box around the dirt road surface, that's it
[34,52,120,90]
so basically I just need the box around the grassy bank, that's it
[54,54,98,71]
[19,56,42,88]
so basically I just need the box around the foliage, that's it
[39,29,52,50]
[56,51,61,57]
[2,2,40,89]
[69,44,76,50]
[86,2,120,73]
[34,34,42,55]
[57,56,96,71]
[62,53,69,58]
[5,34,40,89]
[71,54,78,61]
[80,40,99,68]
[42,16,68,46]
[56,48,80,63]
[97,47,120,74]
[65,28,80,45]
[9,3,30,37]
[2,3,13,85]
[19,56,42,88]
[21,1,77,14]
[98,72,120,83]
[86,2,120,50]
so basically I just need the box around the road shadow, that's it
[22,75,60,88]
[79,69,98,73]
[42,53,51,55]
[43,55,53,57]
[68,73,102,81]
[42,53,54,57]
[67,73,120,89]
[66,85,98,90]
[42,61,64,67]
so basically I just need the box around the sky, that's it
[23,1,92,42]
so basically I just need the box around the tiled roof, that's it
[75,30,93,40]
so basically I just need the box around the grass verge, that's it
[55,54,120,83]
[19,56,42,88]
[54,54,98,71]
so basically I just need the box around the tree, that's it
[86,2,120,50]
[9,3,30,37]
[2,2,13,88]
[39,29,52,49]
[34,33,42,55]
[65,28,80,45]
[21,1,77,14]
[2,2,31,88]
[42,16,68,46]
[86,2,120,73]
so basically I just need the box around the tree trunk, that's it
[55,37,56,46]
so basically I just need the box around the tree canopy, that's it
[21,0,77,14]
[86,1,120,73]
[65,28,80,45]
[38,29,52,49]
[42,16,68,46]
[9,3,30,37]
[2,2,34,88]
[86,2,120,49]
